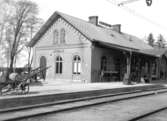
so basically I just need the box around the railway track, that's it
[1,87,167,121]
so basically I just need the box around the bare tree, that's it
[0,0,43,78]
[26,17,44,72]
[0,0,41,71]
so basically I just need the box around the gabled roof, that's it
[28,11,153,54]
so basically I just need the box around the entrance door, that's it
[40,56,47,79]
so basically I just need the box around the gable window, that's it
[53,30,58,44]
[73,55,81,74]
[60,28,65,43]
[55,56,63,74]
[101,56,107,71]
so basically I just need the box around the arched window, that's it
[101,56,107,71]
[60,28,65,43]
[55,56,63,74]
[73,55,81,74]
[53,30,58,44]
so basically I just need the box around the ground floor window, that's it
[73,55,81,74]
[55,56,63,74]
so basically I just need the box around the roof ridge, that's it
[56,11,91,24]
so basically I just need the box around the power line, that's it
[106,0,167,32]
[118,0,141,6]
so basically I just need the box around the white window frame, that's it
[73,55,81,74]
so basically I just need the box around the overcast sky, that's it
[33,0,167,40]
[1,0,167,67]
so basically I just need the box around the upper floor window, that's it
[53,30,58,44]
[55,56,63,74]
[60,28,65,43]
[73,55,81,74]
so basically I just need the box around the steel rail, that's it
[129,107,167,121]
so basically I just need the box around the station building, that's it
[28,11,167,83]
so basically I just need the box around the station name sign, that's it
[53,49,64,53]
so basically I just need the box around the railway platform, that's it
[0,82,166,109]
[0,81,167,121]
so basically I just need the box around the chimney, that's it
[111,24,121,33]
[89,16,98,25]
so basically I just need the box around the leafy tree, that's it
[147,33,155,46]
[157,34,166,48]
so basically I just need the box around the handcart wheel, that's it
[0,83,12,95]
